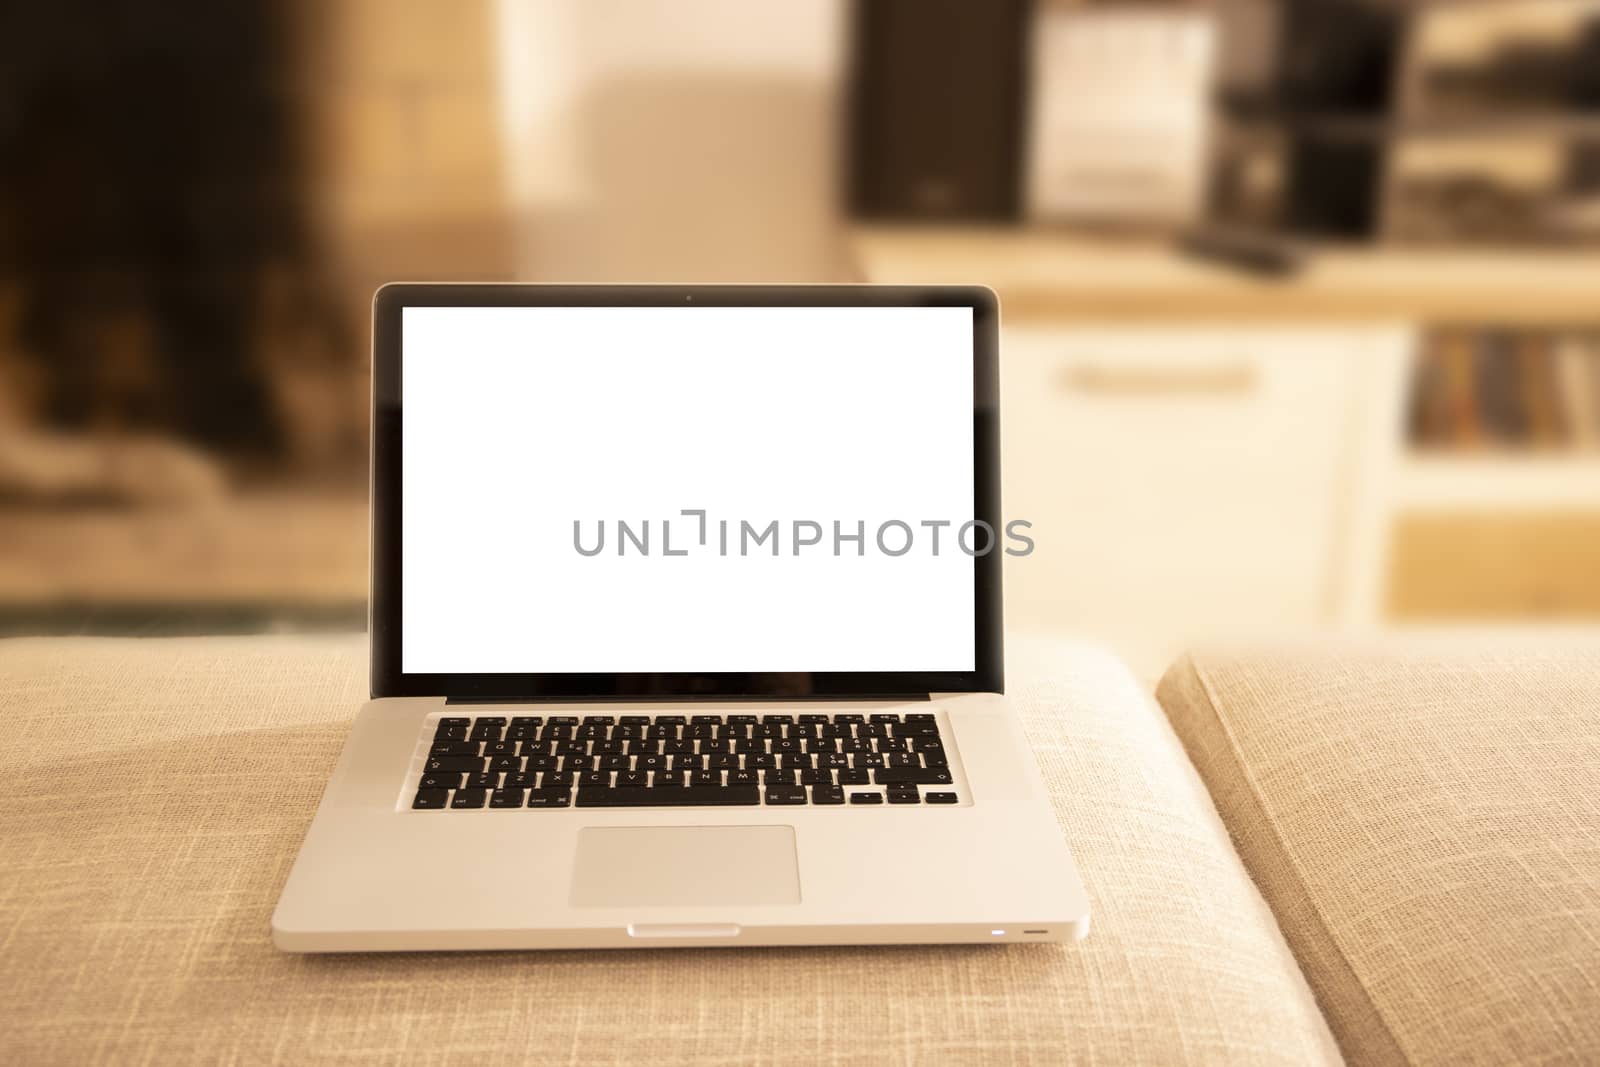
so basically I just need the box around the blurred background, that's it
[2,0,1598,680]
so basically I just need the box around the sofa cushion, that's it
[1158,639,1600,1066]
[1,633,1338,1064]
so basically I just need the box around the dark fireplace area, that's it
[2,0,359,468]
[0,0,408,633]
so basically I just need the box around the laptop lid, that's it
[369,284,1002,700]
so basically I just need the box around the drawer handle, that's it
[1059,363,1258,395]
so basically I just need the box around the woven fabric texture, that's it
[0,633,1336,1066]
[1159,641,1600,1067]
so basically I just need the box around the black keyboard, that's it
[412,712,960,810]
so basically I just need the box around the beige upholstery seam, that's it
[1185,655,1411,1067]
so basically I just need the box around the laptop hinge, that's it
[444,693,934,705]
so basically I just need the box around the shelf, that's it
[1393,453,1600,510]
[1223,112,1600,141]
[850,225,1600,323]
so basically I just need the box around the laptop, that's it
[272,284,1089,951]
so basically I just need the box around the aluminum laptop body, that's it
[272,284,1089,951]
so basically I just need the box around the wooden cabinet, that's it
[1000,325,1411,675]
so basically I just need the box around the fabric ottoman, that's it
[1159,639,1600,1066]
[1,633,1335,1064]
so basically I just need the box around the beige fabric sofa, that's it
[1,632,1595,1065]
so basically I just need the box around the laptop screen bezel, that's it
[370,283,1003,699]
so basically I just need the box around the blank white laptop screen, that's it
[401,305,975,674]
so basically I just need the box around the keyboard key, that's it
[887,789,921,804]
[870,713,901,724]
[619,715,651,725]
[923,751,949,768]
[926,792,959,804]
[412,788,448,809]
[580,771,611,786]
[430,741,479,757]
[849,792,884,805]
[451,788,488,809]
[418,772,461,791]
[764,785,807,805]
[438,717,470,728]
[812,785,845,805]
[577,785,759,807]
[426,756,484,774]
[729,769,758,786]
[490,789,525,808]
[466,772,500,789]
[619,771,649,787]
[799,769,830,785]
[838,768,871,785]
[874,768,953,786]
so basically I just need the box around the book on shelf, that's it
[1557,335,1600,450]
[1408,327,1600,451]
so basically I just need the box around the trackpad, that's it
[570,825,800,907]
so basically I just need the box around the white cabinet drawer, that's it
[999,325,1411,659]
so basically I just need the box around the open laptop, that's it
[272,284,1089,951]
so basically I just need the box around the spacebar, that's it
[576,786,760,807]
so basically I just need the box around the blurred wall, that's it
[494,0,853,281]
[299,0,518,349]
